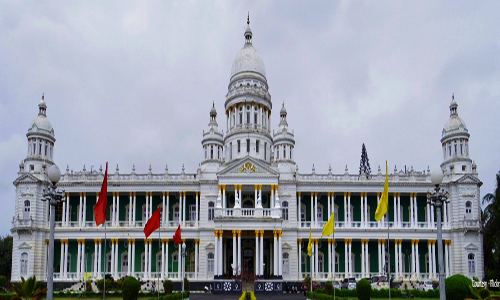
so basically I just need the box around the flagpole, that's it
[158,224,160,300]
[104,221,106,300]
[333,230,335,300]
[387,209,391,300]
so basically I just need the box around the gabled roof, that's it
[217,156,279,185]
[454,174,483,186]
[13,173,43,186]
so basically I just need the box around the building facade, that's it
[11,21,483,292]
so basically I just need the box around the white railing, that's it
[215,207,282,219]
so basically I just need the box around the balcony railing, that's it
[215,207,282,219]
[298,221,440,229]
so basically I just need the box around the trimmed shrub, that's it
[445,274,474,300]
[122,277,141,300]
[96,279,114,292]
[357,278,371,300]
[163,280,173,294]
[324,281,333,295]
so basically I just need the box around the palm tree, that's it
[482,171,500,281]
[12,275,47,300]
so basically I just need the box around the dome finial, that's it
[42,93,44,101]
[247,12,250,25]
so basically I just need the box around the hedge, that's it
[445,274,474,300]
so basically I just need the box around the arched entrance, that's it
[243,247,254,274]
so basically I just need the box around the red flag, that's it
[173,224,181,245]
[144,207,161,238]
[94,162,108,226]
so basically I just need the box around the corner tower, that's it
[440,95,475,179]
[224,16,273,163]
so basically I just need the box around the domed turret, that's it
[273,102,295,163]
[23,94,56,175]
[202,102,224,163]
[440,94,473,177]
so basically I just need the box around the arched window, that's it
[465,201,472,219]
[20,252,28,276]
[173,206,179,222]
[282,201,289,221]
[318,253,324,273]
[208,202,214,221]
[282,252,289,275]
[24,200,31,219]
[468,253,475,274]
[207,252,214,273]
[317,205,323,223]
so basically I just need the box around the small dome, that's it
[230,44,266,79]
[30,115,54,133]
[210,102,217,116]
[280,103,287,115]
[443,115,467,133]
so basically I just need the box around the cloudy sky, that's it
[1,1,499,236]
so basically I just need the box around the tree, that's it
[12,275,47,300]
[359,143,371,178]
[0,235,13,281]
[482,171,500,283]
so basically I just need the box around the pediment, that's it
[464,242,478,251]
[218,156,279,178]
[18,242,32,250]
[13,173,42,186]
[205,242,215,250]
[282,242,292,250]
[455,174,482,186]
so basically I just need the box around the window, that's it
[468,253,475,274]
[465,201,472,219]
[317,206,323,223]
[207,253,214,273]
[204,147,207,159]
[256,140,259,153]
[282,201,289,221]
[30,165,34,171]
[24,200,31,219]
[208,202,214,221]
[264,143,267,160]
[174,206,179,222]
[247,112,250,124]
[246,139,250,153]
[210,145,213,159]
[318,254,324,272]
[462,165,466,171]
[122,253,129,273]
[237,140,240,153]
[290,147,292,159]
[254,113,257,124]
[301,204,306,221]
[239,113,242,124]
[20,253,28,276]
[283,146,286,158]
[229,142,232,160]
[282,252,289,275]
[189,205,196,221]
[276,147,279,159]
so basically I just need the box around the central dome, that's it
[230,43,266,79]
[230,22,266,81]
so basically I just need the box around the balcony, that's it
[214,207,282,219]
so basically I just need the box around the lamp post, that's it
[42,164,65,300]
[181,243,186,299]
[427,167,449,300]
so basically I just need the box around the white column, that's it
[361,194,365,228]
[344,240,348,278]
[271,186,275,209]
[415,195,419,227]
[432,242,436,279]
[111,240,116,277]
[178,243,182,279]
[382,241,386,275]
[273,231,277,276]
[79,193,83,227]
[66,193,70,226]
[195,192,199,226]
[365,241,369,277]
[76,240,81,279]
[166,192,169,226]
[255,186,258,209]
[255,231,259,276]
[327,193,331,220]
[220,232,224,276]
[97,241,102,278]
[260,231,264,276]
[394,194,398,228]
[361,240,365,277]
[195,240,199,279]
[162,193,166,226]
[328,240,332,278]
[148,240,152,278]
[149,193,153,219]
[348,240,352,276]
[112,193,116,226]
[416,241,420,279]
[222,186,226,209]
[344,193,347,227]
[399,241,403,276]
[347,193,351,227]
[445,241,450,277]
[144,240,148,279]
[129,193,133,226]
[395,240,399,279]
[397,193,401,227]
[128,240,132,276]
[83,193,87,227]
[411,241,416,278]
[232,231,237,275]
[160,240,165,278]
[182,192,186,227]
[410,193,414,228]
[332,239,336,277]
[298,240,302,279]
[365,193,368,227]
[237,231,241,275]
[443,202,448,228]
[427,202,431,228]
[314,193,318,226]
[60,241,65,277]
[279,232,283,277]
[214,231,218,277]
[116,192,120,226]
[378,240,382,274]
[94,240,98,278]
[310,192,314,227]
[164,240,168,278]
[133,192,137,226]
[431,204,435,228]
[62,201,66,227]
[298,193,302,227]
[315,241,319,277]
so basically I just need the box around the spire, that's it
[244,13,252,44]
[449,93,458,116]
[38,93,47,116]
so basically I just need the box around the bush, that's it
[446,274,474,300]
[96,279,114,292]
[85,280,93,292]
[356,278,371,300]
[163,280,173,294]
[324,281,333,295]
[183,278,189,292]
[122,277,141,300]
[303,275,311,291]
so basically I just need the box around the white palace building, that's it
[11,20,483,293]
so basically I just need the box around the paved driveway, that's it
[190,292,306,300]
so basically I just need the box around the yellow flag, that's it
[321,212,335,237]
[307,227,313,257]
[375,161,389,221]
